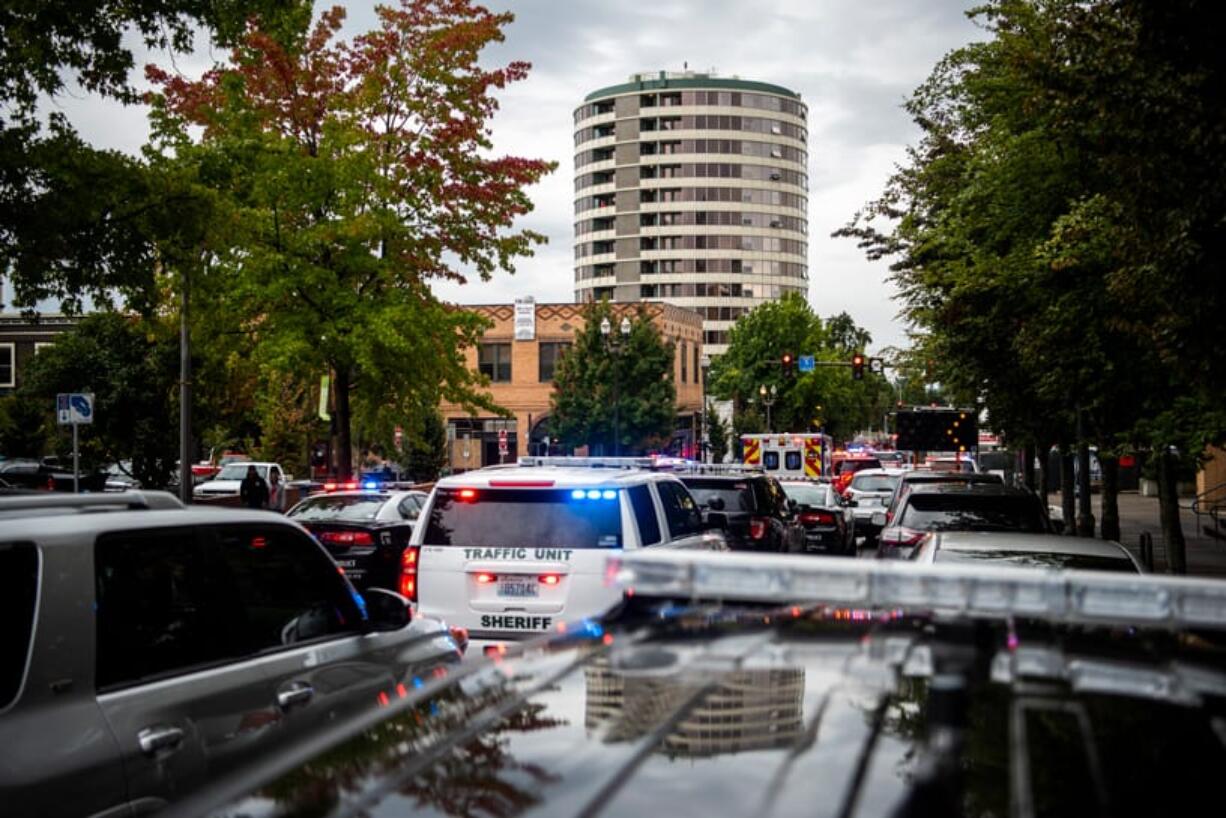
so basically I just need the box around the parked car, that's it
[193,461,288,500]
[287,489,429,591]
[679,471,806,553]
[1,503,465,818]
[780,479,856,555]
[842,468,905,546]
[0,457,107,492]
[104,461,141,492]
[910,530,1142,572]
[877,482,1052,558]
[177,549,1226,818]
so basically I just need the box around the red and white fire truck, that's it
[740,433,834,479]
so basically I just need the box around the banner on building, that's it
[514,296,536,341]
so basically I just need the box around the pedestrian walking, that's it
[240,465,270,509]
[268,468,287,512]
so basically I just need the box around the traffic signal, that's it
[851,353,865,380]
[781,352,794,376]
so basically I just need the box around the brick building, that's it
[439,300,704,471]
[0,314,78,396]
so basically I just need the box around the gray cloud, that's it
[49,0,985,350]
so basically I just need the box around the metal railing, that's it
[1191,480,1226,541]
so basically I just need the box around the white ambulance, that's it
[407,459,729,640]
[740,433,833,479]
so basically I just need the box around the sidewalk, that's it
[1047,491,1226,578]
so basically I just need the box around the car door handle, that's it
[137,725,184,755]
[277,682,314,710]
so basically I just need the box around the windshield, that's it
[216,464,267,481]
[683,480,757,512]
[288,495,386,522]
[901,494,1047,533]
[781,483,829,507]
[424,488,622,549]
[851,473,900,493]
[936,549,1137,573]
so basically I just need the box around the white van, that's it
[408,464,728,639]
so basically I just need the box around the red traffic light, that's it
[851,354,864,366]
[782,353,793,365]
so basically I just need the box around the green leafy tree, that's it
[148,2,555,478]
[404,408,447,483]
[709,295,889,441]
[17,313,178,487]
[0,395,51,458]
[837,0,1226,566]
[549,302,676,455]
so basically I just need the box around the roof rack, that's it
[0,490,185,515]
[606,550,1226,632]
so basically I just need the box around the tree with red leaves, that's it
[147,1,554,477]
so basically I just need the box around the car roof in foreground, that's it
[179,550,1226,818]
[2,508,296,541]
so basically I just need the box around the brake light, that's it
[881,527,927,547]
[458,488,477,501]
[318,530,374,546]
[399,546,419,601]
[749,518,768,540]
[799,511,836,526]
[323,482,338,491]
[475,572,498,584]
[539,573,561,586]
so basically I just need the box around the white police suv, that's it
[407,459,729,639]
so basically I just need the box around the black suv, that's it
[679,472,805,553]
[1,503,464,818]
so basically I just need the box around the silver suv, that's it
[1,503,464,817]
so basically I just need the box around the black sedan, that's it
[287,490,427,591]
[781,480,856,555]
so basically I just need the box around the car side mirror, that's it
[704,511,728,531]
[362,588,412,631]
[871,511,887,528]
[707,496,726,511]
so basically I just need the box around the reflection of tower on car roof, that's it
[584,659,804,757]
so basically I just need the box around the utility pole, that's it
[179,262,193,504]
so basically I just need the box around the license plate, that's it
[498,581,539,598]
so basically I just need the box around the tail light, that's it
[799,511,836,526]
[318,530,374,546]
[880,527,927,548]
[399,546,419,601]
[474,572,498,584]
[539,573,561,586]
[749,518,768,540]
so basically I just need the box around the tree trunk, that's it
[1076,441,1095,537]
[334,364,353,479]
[1022,443,1036,490]
[1158,448,1187,574]
[1100,454,1121,542]
[1060,445,1076,535]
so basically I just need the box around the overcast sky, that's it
[54,1,985,352]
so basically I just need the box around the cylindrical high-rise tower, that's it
[573,71,808,355]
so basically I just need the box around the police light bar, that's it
[517,456,656,469]
[605,551,1226,631]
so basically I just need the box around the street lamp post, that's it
[601,315,633,456]
[759,383,777,433]
[700,354,711,463]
